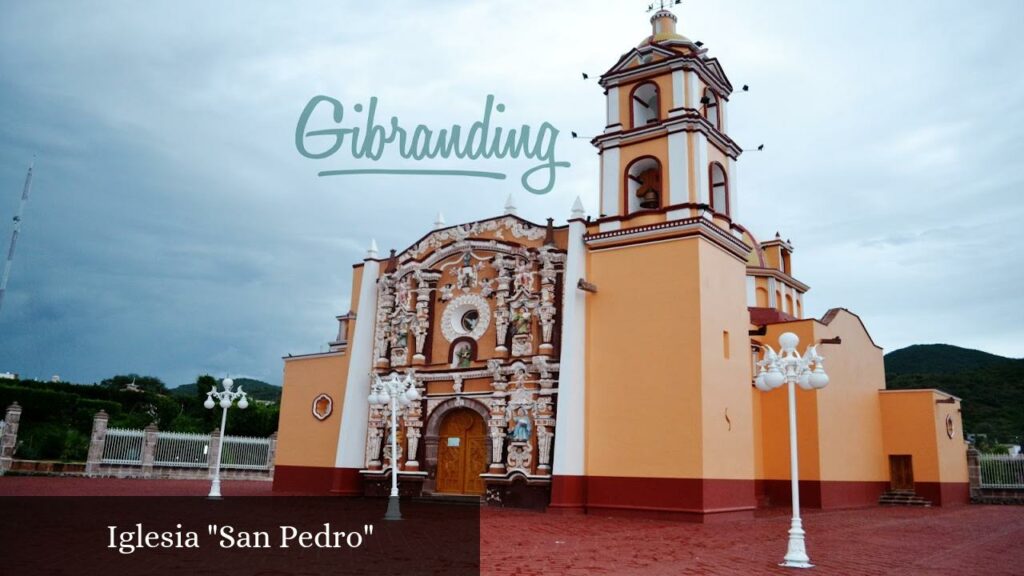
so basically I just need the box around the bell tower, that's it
[593,6,742,225]
[555,6,758,520]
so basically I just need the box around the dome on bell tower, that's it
[641,9,691,46]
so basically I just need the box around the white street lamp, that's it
[204,377,249,499]
[368,371,420,521]
[754,332,829,569]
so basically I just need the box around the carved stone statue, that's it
[509,408,532,442]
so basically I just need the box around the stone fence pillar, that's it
[141,423,159,478]
[0,402,23,475]
[267,432,278,476]
[967,447,981,500]
[85,410,109,476]
[208,428,221,479]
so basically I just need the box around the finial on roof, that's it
[434,211,446,229]
[367,239,379,258]
[504,193,517,216]
[571,196,585,219]
[385,249,398,273]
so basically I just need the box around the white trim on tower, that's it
[606,86,620,132]
[693,132,708,205]
[601,147,621,217]
[667,130,689,209]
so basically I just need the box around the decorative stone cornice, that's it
[585,216,751,261]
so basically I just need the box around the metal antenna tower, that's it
[0,159,36,315]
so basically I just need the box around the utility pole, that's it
[0,160,35,315]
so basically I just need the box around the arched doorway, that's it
[435,408,487,495]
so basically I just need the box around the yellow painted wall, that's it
[698,240,756,479]
[813,311,888,482]
[585,237,704,478]
[935,397,968,483]
[276,352,348,468]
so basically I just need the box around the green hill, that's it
[884,344,1014,376]
[172,377,281,403]
[885,344,1023,444]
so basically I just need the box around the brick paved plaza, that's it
[3,477,1022,575]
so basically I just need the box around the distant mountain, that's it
[172,378,281,403]
[884,344,1015,376]
[885,344,1023,444]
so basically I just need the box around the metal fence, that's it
[221,435,272,470]
[979,454,1024,488]
[100,428,145,465]
[99,427,271,471]
[154,431,210,468]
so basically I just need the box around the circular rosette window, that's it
[312,393,333,421]
[441,294,491,342]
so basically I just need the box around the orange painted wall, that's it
[585,237,704,478]
[813,311,887,482]
[757,321,821,482]
[276,352,348,468]
[879,390,967,483]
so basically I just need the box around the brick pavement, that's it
[481,506,1024,576]
[2,477,1022,575]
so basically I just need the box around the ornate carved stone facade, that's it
[361,216,565,500]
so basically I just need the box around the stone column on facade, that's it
[141,423,159,478]
[0,402,23,475]
[85,410,110,476]
[405,427,421,471]
[412,275,433,366]
[494,260,511,356]
[967,447,981,501]
[488,396,507,474]
[208,427,221,479]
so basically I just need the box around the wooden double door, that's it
[436,409,487,495]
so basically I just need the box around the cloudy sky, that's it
[0,0,1021,386]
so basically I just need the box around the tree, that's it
[100,374,168,395]
[194,374,218,402]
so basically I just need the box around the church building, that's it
[273,8,969,519]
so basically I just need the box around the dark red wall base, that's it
[330,467,364,496]
[272,466,365,495]
[760,480,969,508]
[549,475,586,512]
[761,480,888,509]
[273,465,336,493]
[916,482,969,506]
[550,476,756,523]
